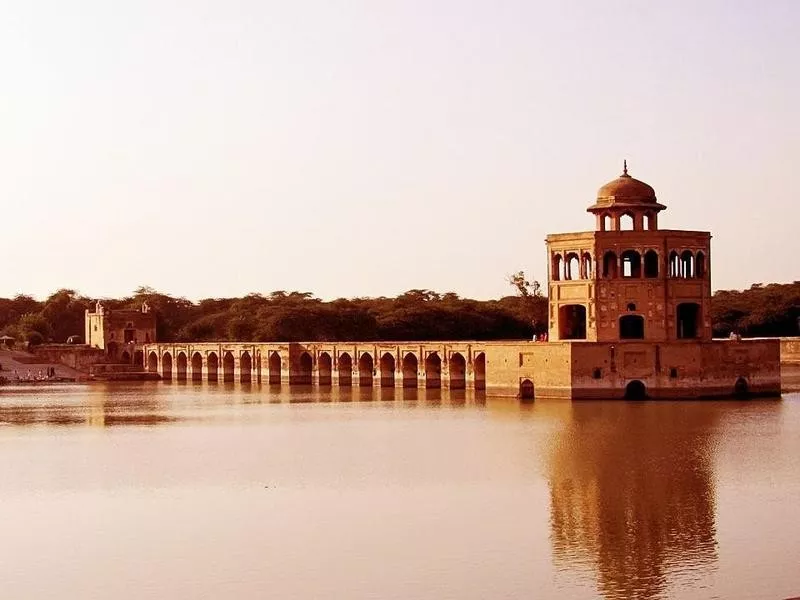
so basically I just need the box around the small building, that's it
[85,301,156,364]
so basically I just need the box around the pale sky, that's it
[1,0,797,301]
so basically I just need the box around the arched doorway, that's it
[191,352,203,382]
[620,315,645,339]
[474,352,486,390]
[358,353,373,387]
[402,353,418,388]
[207,352,219,382]
[677,303,701,339]
[107,341,119,361]
[240,351,252,384]
[624,380,647,400]
[318,352,332,386]
[223,351,235,383]
[269,351,281,385]
[449,352,466,389]
[734,377,749,398]
[380,353,395,387]
[147,351,158,373]
[519,378,534,400]
[559,305,587,340]
[161,352,173,380]
[338,352,353,386]
[295,352,312,385]
[134,350,144,368]
[120,351,131,364]
[425,353,441,389]
[176,352,188,381]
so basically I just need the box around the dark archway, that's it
[120,350,131,364]
[147,351,158,373]
[474,352,486,390]
[318,352,332,386]
[207,352,219,382]
[620,315,645,340]
[162,352,173,380]
[624,380,647,400]
[223,351,235,383]
[559,305,587,340]
[134,350,144,368]
[551,254,563,281]
[734,377,749,398]
[338,352,353,386]
[449,352,466,389]
[425,353,441,389]
[107,341,119,361]
[269,351,281,385]
[581,253,593,279]
[603,251,618,278]
[402,353,418,388]
[644,250,659,278]
[621,250,642,278]
[677,303,701,339]
[380,353,395,388]
[669,250,681,277]
[696,251,707,278]
[296,352,312,385]
[240,351,252,384]
[191,352,203,382]
[680,250,695,278]
[358,353,374,387]
[519,378,535,400]
[176,352,188,381]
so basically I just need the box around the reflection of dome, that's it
[589,161,664,211]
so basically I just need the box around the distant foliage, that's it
[0,280,798,344]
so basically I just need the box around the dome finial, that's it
[623,159,628,176]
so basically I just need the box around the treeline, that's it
[1,282,798,345]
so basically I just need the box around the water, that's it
[1,383,799,599]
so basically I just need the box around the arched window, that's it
[643,213,652,231]
[551,254,562,281]
[696,251,706,278]
[680,250,695,278]
[581,253,593,279]
[603,251,618,278]
[602,214,612,231]
[621,250,642,278]
[620,213,635,231]
[644,250,659,278]
[559,305,587,340]
[565,253,580,280]
[669,251,680,277]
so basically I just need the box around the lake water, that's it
[1,383,799,599]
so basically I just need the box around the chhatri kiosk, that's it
[487,163,780,399]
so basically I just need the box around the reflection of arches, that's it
[223,351,235,383]
[559,305,587,340]
[338,352,353,386]
[624,380,647,400]
[358,353,373,387]
[696,251,706,278]
[519,378,535,400]
[176,352,187,381]
[269,351,281,385]
[240,351,252,384]
[603,251,618,278]
[380,353,395,388]
[620,315,645,339]
[318,352,332,386]
[402,353,418,388]
[677,303,701,339]
[191,352,203,382]
[134,350,144,368]
[621,250,641,278]
[644,250,659,278]
[147,351,158,373]
[449,352,466,389]
[474,352,486,390]
[425,353,441,389]
[734,377,749,398]
[295,352,312,385]
[162,352,173,380]
[207,352,219,382]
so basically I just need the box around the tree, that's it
[507,271,547,336]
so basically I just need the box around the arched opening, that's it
[696,251,706,278]
[380,353,395,387]
[551,254,563,281]
[559,304,587,340]
[176,352,187,381]
[147,351,158,373]
[677,303,701,339]
[120,350,131,364]
[565,253,580,280]
[222,351,235,383]
[474,352,486,390]
[602,214,612,231]
[338,352,353,386]
[620,213,634,231]
[191,352,203,382]
[107,341,119,360]
[449,352,466,389]
[519,378,535,400]
[161,352,173,380]
[620,315,645,339]
[621,250,641,278]
[602,251,618,278]
[734,377,749,398]
[134,350,144,368]
[296,352,312,385]
[402,353,418,388]
[624,380,648,400]
[581,253,593,279]
[358,353,374,387]
[643,213,652,231]
[318,352,332,386]
[680,250,695,278]
[669,251,680,277]
[240,351,252,384]
[269,351,281,385]
[425,353,441,389]
[644,250,659,278]
[207,352,219,382]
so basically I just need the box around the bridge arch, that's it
[358,353,374,387]
[268,351,281,385]
[240,351,252,384]
[147,351,158,373]
[207,352,219,382]
[295,352,312,385]
[176,352,187,381]
[191,352,203,382]
[402,352,418,388]
[449,352,466,389]
[474,352,486,390]
[338,352,353,386]
[161,352,173,380]
[223,351,235,383]
[318,352,332,386]
[425,352,441,389]
[380,353,395,387]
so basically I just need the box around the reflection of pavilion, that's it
[548,403,720,599]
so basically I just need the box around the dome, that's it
[588,161,664,212]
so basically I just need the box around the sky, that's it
[1,0,798,301]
